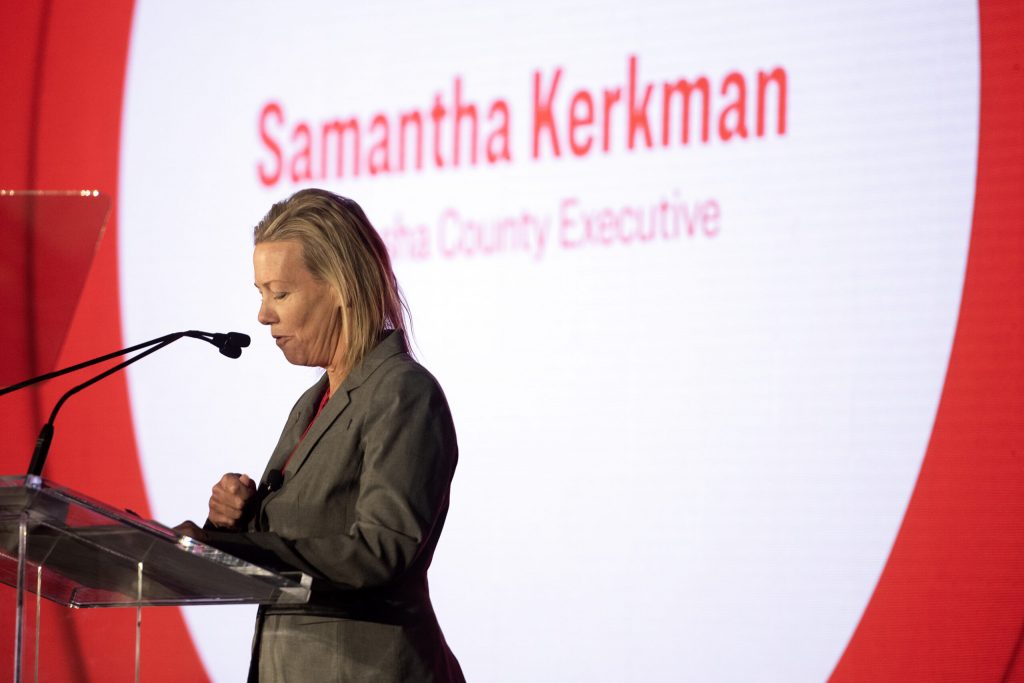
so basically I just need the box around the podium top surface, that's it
[0,475,310,608]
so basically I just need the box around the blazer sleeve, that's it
[204,364,458,590]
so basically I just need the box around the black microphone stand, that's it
[0,331,185,397]
[26,335,183,477]
[0,330,248,478]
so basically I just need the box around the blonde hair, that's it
[254,188,409,371]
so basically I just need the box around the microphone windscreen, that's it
[227,332,251,348]
[219,344,242,359]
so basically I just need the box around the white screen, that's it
[118,2,978,679]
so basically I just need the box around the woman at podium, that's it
[178,189,464,682]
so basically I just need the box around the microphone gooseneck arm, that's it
[18,329,250,477]
[26,335,184,477]
[0,332,182,397]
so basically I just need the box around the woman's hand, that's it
[174,520,208,542]
[207,473,257,529]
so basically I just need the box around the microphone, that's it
[254,469,284,507]
[213,332,251,359]
[10,329,249,477]
[184,330,251,359]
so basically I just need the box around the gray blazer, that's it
[207,331,464,681]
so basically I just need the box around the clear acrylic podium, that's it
[0,476,310,682]
[0,191,309,679]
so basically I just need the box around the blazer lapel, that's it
[284,388,351,476]
[271,330,410,479]
[261,375,329,482]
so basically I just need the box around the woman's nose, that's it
[258,300,276,325]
